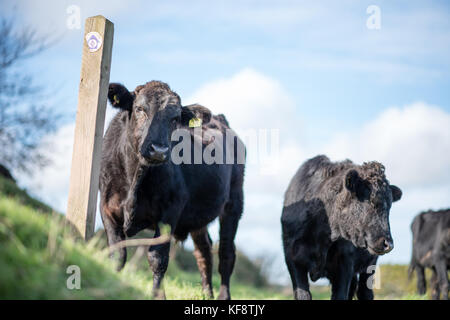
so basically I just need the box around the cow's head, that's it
[340,162,402,255]
[108,81,210,165]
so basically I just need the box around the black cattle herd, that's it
[100,80,449,300]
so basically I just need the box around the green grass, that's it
[375,264,432,300]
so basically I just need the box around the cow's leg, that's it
[430,268,440,300]
[289,260,311,300]
[347,275,358,300]
[217,189,243,300]
[416,265,427,295]
[147,227,170,299]
[123,166,147,236]
[330,259,353,300]
[191,227,214,299]
[284,256,298,298]
[100,199,127,271]
[356,271,374,300]
[435,259,448,300]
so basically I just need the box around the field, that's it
[0,175,432,300]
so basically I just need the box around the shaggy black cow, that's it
[409,209,449,300]
[99,81,245,300]
[281,155,402,300]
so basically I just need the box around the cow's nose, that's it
[379,237,394,254]
[149,144,169,162]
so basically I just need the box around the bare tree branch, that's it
[0,14,60,174]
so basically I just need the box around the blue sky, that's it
[2,1,449,284]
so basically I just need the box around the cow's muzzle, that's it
[142,144,169,164]
[367,236,394,255]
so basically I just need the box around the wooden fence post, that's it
[66,15,114,240]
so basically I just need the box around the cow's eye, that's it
[136,106,144,113]
[374,201,385,211]
[172,116,180,125]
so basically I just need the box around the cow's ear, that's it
[181,104,212,126]
[108,83,134,112]
[345,169,360,193]
[345,169,370,200]
[390,185,402,202]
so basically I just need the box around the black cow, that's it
[281,155,402,300]
[99,81,245,300]
[409,209,449,300]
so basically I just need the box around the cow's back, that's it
[284,155,353,207]
[412,210,450,244]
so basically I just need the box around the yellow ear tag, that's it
[113,95,120,104]
[189,117,202,128]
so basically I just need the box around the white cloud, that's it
[325,102,450,188]
[18,122,74,212]
[185,68,297,133]
[185,68,307,191]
